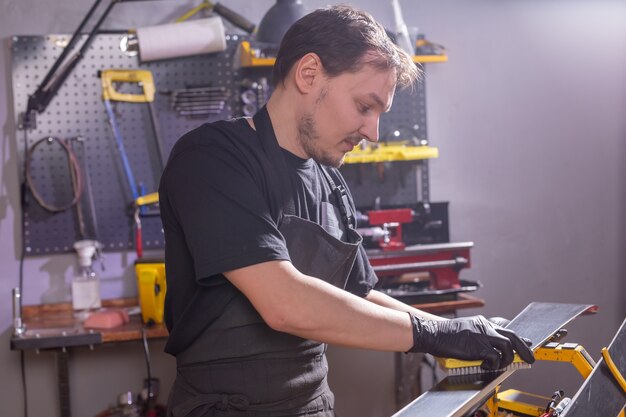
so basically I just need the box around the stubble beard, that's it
[296,113,346,168]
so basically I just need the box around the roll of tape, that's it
[137,17,227,62]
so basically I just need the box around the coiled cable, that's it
[25,136,83,212]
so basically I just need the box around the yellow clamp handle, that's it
[101,69,155,103]
[135,192,159,207]
[601,347,626,393]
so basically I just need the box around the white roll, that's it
[136,17,227,62]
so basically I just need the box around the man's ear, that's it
[293,53,324,94]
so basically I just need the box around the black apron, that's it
[166,107,363,417]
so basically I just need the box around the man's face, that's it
[296,64,397,167]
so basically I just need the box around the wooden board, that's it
[392,302,596,417]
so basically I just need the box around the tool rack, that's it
[11,32,440,255]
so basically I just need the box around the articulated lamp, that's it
[255,0,307,44]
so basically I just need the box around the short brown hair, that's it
[272,5,421,89]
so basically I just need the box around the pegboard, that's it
[11,33,245,255]
[11,33,430,256]
[343,79,431,208]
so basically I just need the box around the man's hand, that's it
[407,314,535,370]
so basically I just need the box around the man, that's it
[159,5,534,417]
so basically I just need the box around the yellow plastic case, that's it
[134,260,166,324]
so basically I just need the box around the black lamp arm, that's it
[23,0,120,127]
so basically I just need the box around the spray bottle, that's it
[72,240,102,314]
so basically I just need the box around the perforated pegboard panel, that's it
[11,33,244,255]
[342,80,430,208]
[342,162,422,209]
[11,33,429,255]
[380,80,428,142]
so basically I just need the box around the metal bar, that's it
[367,242,474,259]
[33,0,118,114]
[178,109,224,116]
[11,331,102,350]
[372,257,468,273]
[57,350,71,417]
[146,102,165,171]
[171,92,230,98]
[173,102,225,109]
[172,97,228,104]
[104,100,139,200]
[67,139,86,238]
[174,105,225,112]
[170,86,227,94]
[38,0,105,92]
[77,138,100,240]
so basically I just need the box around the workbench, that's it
[10,298,166,417]
[10,295,483,417]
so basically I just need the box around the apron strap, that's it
[251,106,355,231]
[252,106,296,218]
[317,163,355,231]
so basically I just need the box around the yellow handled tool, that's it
[100,68,166,179]
[101,69,155,103]
[135,192,159,207]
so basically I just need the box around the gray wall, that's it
[1,0,624,416]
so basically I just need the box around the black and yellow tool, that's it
[135,257,166,325]
[485,340,625,417]
[437,353,531,376]
[495,342,595,417]
[393,303,599,417]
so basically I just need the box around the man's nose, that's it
[359,116,380,143]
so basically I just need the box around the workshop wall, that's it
[1,1,624,417]
[420,0,626,398]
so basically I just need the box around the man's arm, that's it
[365,289,447,322]
[225,260,415,352]
[225,260,535,369]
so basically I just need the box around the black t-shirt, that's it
[159,118,378,355]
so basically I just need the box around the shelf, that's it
[11,298,168,351]
[343,143,438,164]
[239,41,276,67]
[412,54,448,63]
[239,41,448,67]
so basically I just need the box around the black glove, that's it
[488,316,511,328]
[488,317,533,347]
[407,314,535,371]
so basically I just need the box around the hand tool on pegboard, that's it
[132,192,159,259]
[74,136,101,242]
[163,85,231,118]
[101,68,165,201]
[101,69,164,258]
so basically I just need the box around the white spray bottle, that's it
[72,240,102,313]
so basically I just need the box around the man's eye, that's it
[358,104,371,114]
